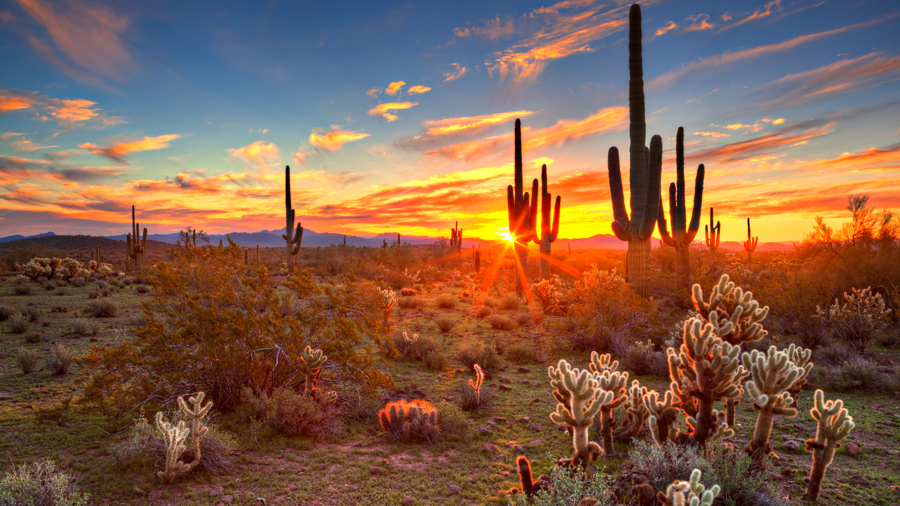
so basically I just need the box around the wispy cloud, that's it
[368,102,418,122]
[0,88,125,128]
[407,85,431,95]
[648,15,898,89]
[422,110,532,137]
[692,119,835,164]
[385,81,405,96]
[9,135,58,152]
[80,134,183,164]
[716,0,781,33]
[453,16,516,40]
[694,131,730,138]
[443,63,467,81]
[365,88,381,98]
[17,0,135,85]
[654,21,678,38]
[308,127,370,151]
[683,13,714,32]
[227,140,280,166]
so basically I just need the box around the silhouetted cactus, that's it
[743,218,758,264]
[532,164,561,280]
[657,127,704,291]
[283,166,303,272]
[803,390,854,501]
[705,207,720,251]
[474,247,481,272]
[126,205,147,272]
[451,222,462,251]
[606,3,662,298]
[508,119,539,296]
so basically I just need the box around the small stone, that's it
[504,441,517,448]
[515,445,526,452]
[845,442,861,455]
[467,476,476,484]
[481,443,500,452]
[532,398,541,404]
[516,366,531,373]
[286,484,297,492]
[499,384,512,391]
[221,495,234,504]
[210,487,224,497]
[782,440,803,451]
[402,496,414,504]
[369,466,387,474]
[887,449,900,455]
[528,439,544,446]
[517,416,530,424]
[486,419,496,426]
[520,379,529,384]
[477,425,493,433]
[448,484,462,494]
[557,424,567,432]
[527,422,544,431]
[850,475,869,485]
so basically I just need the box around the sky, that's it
[1,0,899,243]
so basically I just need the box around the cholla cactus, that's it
[588,351,619,374]
[381,288,397,324]
[658,469,720,506]
[468,363,484,407]
[803,390,854,502]
[815,286,892,352]
[644,390,678,445]
[548,359,609,467]
[298,346,328,396]
[378,400,440,442]
[620,379,651,438]
[155,414,193,484]
[742,344,813,468]
[667,317,745,447]
[177,392,212,465]
[594,369,628,455]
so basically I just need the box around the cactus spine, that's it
[743,218,758,264]
[548,359,607,468]
[507,119,539,296]
[705,207,720,251]
[283,166,303,272]
[532,164,561,280]
[657,127,704,291]
[126,205,147,272]
[803,390,854,501]
[606,4,662,298]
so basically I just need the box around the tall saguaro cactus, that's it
[126,205,147,272]
[657,127,705,291]
[283,166,303,272]
[607,3,663,298]
[451,222,462,251]
[532,164,561,280]
[507,119,539,295]
[705,207,721,251]
[744,218,758,264]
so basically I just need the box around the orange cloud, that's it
[309,127,370,151]
[453,16,516,40]
[366,88,380,98]
[0,89,37,112]
[0,88,123,127]
[368,102,418,122]
[18,0,134,84]
[228,140,280,166]
[654,21,678,37]
[385,81,405,96]
[772,118,785,125]
[422,110,532,137]
[814,143,900,170]
[80,134,182,164]
[694,131,730,138]
[692,120,835,164]
[725,123,762,131]
[683,13,714,32]
[443,63,466,81]
[407,85,431,95]
[716,0,781,33]
[10,136,58,151]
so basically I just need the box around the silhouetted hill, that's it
[0,231,56,243]
[0,234,170,269]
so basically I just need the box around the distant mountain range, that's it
[0,229,795,251]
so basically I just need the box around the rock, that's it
[557,424,567,432]
[369,466,387,475]
[448,484,462,494]
[499,384,512,391]
[528,439,544,446]
[286,484,297,492]
[468,476,476,484]
[210,487,224,497]
[477,425,492,433]
[517,416,530,424]
[504,441,517,448]
[255,498,266,505]
[486,419,496,426]
[520,379,529,384]
[482,370,494,380]
[845,442,861,455]
[402,496,414,504]
[849,475,869,485]
[527,422,544,431]
[516,366,531,373]
[887,449,900,455]
[481,443,500,452]
[782,440,803,451]
[532,398,541,404]
[221,495,233,504]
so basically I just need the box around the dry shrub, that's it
[486,314,515,331]
[476,305,492,318]
[505,342,539,363]
[13,283,32,296]
[400,287,417,296]
[115,414,235,475]
[85,300,117,318]
[423,350,447,370]
[435,293,458,309]
[238,387,340,439]
[563,266,647,351]
[515,311,532,327]
[14,348,40,374]
[70,318,100,336]
[483,298,499,308]
[45,343,73,375]
[391,330,439,361]
[499,293,519,310]
[816,286,891,352]
[8,313,29,334]
[456,341,501,371]
[436,315,456,333]
[436,402,469,441]
[0,304,15,321]
[0,459,89,506]
[21,307,41,323]
[621,340,669,377]
[23,331,42,344]
[398,296,425,309]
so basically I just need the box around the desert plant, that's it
[548,359,608,468]
[456,341,501,371]
[13,283,32,296]
[743,218,758,264]
[515,311,532,327]
[8,313,29,334]
[506,342,540,363]
[70,318,100,336]
[135,284,149,294]
[0,459,89,506]
[14,348,40,374]
[398,296,423,309]
[23,331,42,344]
[644,390,679,446]
[618,379,651,438]
[507,119,539,296]
[435,401,469,441]
[533,164,562,280]
[436,314,456,333]
[487,314,516,331]
[658,468,720,506]
[378,399,440,442]
[21,307,41,323]
[115,415,234,475]
[435,293,458,309]
[423,350,447,370]
[0,304,15,322]
[705,207,721,251]
[85,299,117,318]
[155,392,213,484]
[86,288,99,299]
[461,363,485,411]
[531,275,568,315]
[283,165,304,272]
[803,390,854,501]
[483,297,500,308]
[476,305,492,318]
[815,286,891,352]
[45,343,73,375]
[126,205,148,272]
[507,458,610,506]
[499,293,519,310]
[240,386,338,439]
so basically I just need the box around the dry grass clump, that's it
[435,293,458,309]
[486,314,515,331]
[85,299,117,318]
[0,459,90,505]
[423,350,447,370]
[8,313,30,334]
[23,331,42,344]
[45,343,73,375]
[436,314,456,333]
[499,293,519,310]
[13,283,32,295]
[505,342,540,363]
[515,311,532,327]
[70,318,100,336]
[398,296,426,309]
[482,298,499,308]
[456,341,501,371]
[476,305,492,318]
[14,348,41,374]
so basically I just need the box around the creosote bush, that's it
[0,305,15,321]
[70,318,100,336]
[14,348,40,374]
[506,342,540,363]
[45,343,74,375]
[0,459,89,506]
[13,283,32,296]
[435,293,458,309]
[23,331,42,344]
[85,299,117,318]
[499,293,519,310]
[238,386,340,440]
[436,314,456,333]
[476,305,492,318]
[487,314,516,331]
[8,313,29,334]
[456,341,501,371]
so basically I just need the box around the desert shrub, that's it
[436,314,456,333]
[86,288,99,299]
[84,300,117,318]
[423,350,447,370]
[8,313,29,333]
[128,314,145,326]
[456,341,501,371]
[812,340,853,367]
[508,461,611,506]
[50,305,68,313]
[55,288,65,296]
[435,293,458,309]
[499,293,519,310]
[23,331,42,344]
[45,343,73,375]
[239,386,339,439]
[392,331,439,361]
[816,286,891,352]
[135,284,150,294]
[80,249,393,414]
[0,459,89,506]
[0,305,15,321]
[436,402,469,441]
[814,356,898,392]
[400,287,417,296]
[100,288,112,297]
[14,348,41,374]
[44,280,58,291]
[70,277,86,287]
[21,307,41,323]
[114,413,235,475]
[13,283,32,296]
[483,298,499,308]
[123,277,135,286]
[476,305,492,318]
[629,440,787,506]
[515,311,532,327]
[505,342,540,364]
[563,266,647,351]
[487,314,515,331]
[70,319,100,336]
[397,296,417,309]
[622,340,669,377]
[378,400,440,442]
[530,275,568,315]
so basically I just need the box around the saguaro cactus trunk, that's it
[507,119,538,296]
[283,166,303,272]
[705,207,721,251]
[606,4,662,298]
[744,218,758,265]
[533,164,561,280]
[126,205,147,273]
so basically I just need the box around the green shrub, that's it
[8,313,29,334]
[70,319,100,336]
[508,460,611,506]
[0,459,89,506]
[499,293,519,310]
[436,315,456,333]
[14,348,40,374]
[423,350,447,370]
[23,331,42,344]
[436,402,470,441]
[86,288,99,299]
[239,387,339,439]
[114,415,235,474]
[84,299,117,318]
[476,305,492,318]
[456,341,501,371]
[487,314,515,331]
[435,293,458,309]
[45,343,73,375]
[505,342,539,363]
[70,277,86,288]
[135,284,149,294]
[0,305,14,322]
[13,283,32,296]
[21,307,41,323]
[391,330,440,361]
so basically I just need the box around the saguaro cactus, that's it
[657,127,704,291]
[606,4,663,298]
[743,218,758,264]
[126,205,147,272]
[507,119,539,296]
[283,166,303,272]
[548,359,608,468]
[804,390,854,502]
[705,208,721,251]
[474,247,481,272]
[532,164,561,280]
[450,222,462,251]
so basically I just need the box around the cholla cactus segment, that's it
[692,274,769,345]
[588,351,619,374]
[548,359,610,462]
[177,392,212,463]
[594,369,629,455]
[468,364,484,406]
[815,286,892,352]
[622,380,651,437]
[403,332,418,345]
[742,344,812,467]
[645,390,678,445]
[381,288,397,310]
[659,469,721,506]
[298,346,328,395]
[155,412,193,484]
[300,345,327,369]
[804,390,854,501]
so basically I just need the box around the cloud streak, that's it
[80,134,183,164]
[308,127,370,151]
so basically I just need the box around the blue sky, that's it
[2,0,899,241]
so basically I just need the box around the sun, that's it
[497,229,516,243]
